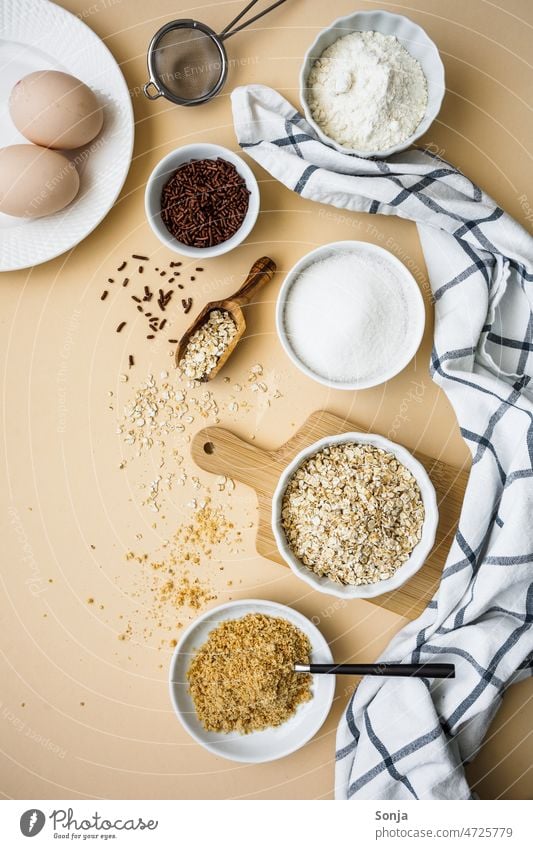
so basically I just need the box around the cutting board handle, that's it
[191,426,280,489]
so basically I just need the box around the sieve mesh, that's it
[152,25,226,103]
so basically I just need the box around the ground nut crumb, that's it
[281,442,425,585]
[179,309,237,381]
[187,613,312,734]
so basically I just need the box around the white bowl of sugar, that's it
[276,241,425,391]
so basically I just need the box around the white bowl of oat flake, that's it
[300,10,445,157]
[272,432,439,600]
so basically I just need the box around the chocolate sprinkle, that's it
[160,157,250,248]
[116,322,126,333]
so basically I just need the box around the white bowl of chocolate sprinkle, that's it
[145,143,260,258]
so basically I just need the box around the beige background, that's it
[1,0,532,800]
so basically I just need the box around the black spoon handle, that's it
[295,663,455,679]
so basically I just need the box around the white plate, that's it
[272,432,439,600]
[169,599,335,763]
[0,0,134,271]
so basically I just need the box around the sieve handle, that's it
[220,0,290,41]
[143,80,162,100]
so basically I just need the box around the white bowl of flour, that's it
[300,10,445,157]
[276,241,425,390]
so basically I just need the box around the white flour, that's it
[283,250,415,384]
[307,30,428,152]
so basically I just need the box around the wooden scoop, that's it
[175,256,276,381]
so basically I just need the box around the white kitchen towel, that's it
[231,84,533,800]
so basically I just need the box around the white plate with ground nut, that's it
[169,599,335,763]
[272,433,438,600]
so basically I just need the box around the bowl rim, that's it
[168,598,335,763]
[144,142,260,258]
[299,9,446,158]
[275,240,426,391]
[271,431,439,600]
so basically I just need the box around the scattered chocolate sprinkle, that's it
[190,276,196,281]
[116,322,126,333]
[178,284,184,290]
[136,305,144,312]
[138,265,144,274]
[132,295,141,303]
[107,278,114,284]
[168,339,178,344]
[170,261,183,268]
[122,278,129,287]
[147,334,155,339]
[160,318,167,330]
[195,267,204,272]
[132,254,149,261]
[100,290,108,301]
[160,270,167,276]
[182,297,193,314]
[117,261,127,271]
[128,355,134,368]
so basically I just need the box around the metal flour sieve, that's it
[144,0,290,106]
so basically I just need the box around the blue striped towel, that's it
[231,84,533,800]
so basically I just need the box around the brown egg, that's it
[0,145,80,218]
[9,70,103,150]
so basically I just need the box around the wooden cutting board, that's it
[191,411,470,620]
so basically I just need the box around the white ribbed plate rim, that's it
[0,0,134,272]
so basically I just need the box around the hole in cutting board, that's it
[203,442,215,454]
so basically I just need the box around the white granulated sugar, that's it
[283,251,416,384]
[307,30,428,152]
